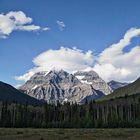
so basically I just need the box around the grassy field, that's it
[0,128,140,140]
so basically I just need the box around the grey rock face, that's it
[108,80,129,91]
[74,70,113,95]
[20,70,112,104]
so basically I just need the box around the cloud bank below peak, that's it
[15,47,94,81]
[0,11,49,38]
[15,27,140,82]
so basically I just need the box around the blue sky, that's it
[1,0,140,86]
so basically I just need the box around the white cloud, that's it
[6,11,32,25]
[15,27,140,83]
[94,28,140,82]
[15,25,41,31]
[98,28,140,64]
[0,11,49,38]
[15,71,35,81]
[15,47,94,81]
[94,64,131,82]
[56,20,65,31]
[42,27,50,31]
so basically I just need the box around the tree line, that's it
[0,93,140,128]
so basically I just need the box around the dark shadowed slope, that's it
[98,77,140,101]
[0,81,41,105]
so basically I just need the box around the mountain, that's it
[74,71,112,95]
[98,77,140,101]
[108,80,128,90]
[20,70,112,104]
[0,81,41,105]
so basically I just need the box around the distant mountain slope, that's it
[98,78,140,101]
[0,81,41,105]
[20,70,112,104]
[108,80,128,90]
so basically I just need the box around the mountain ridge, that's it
[19,69,112,104]
[108,80,129,90]
[98,77,140,101]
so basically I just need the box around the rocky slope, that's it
[20,70,112,104]
[74,70,112,95]
[108,80,128,90]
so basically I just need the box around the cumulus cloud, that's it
[0,11,49,38]
[15,27,140,83]
[15,47,94,81]
[93,28,140,82]
[56,20,65,31]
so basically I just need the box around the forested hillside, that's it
[98,78,140,101]
[0,93,139,128]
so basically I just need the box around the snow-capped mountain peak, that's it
[19,69,112,104]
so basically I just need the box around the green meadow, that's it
[0,128,140,140]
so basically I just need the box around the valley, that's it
[0,70,140,129]
[0,1,140,139]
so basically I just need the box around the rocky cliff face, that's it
[20,70,112,104]
[74,70,112,95]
